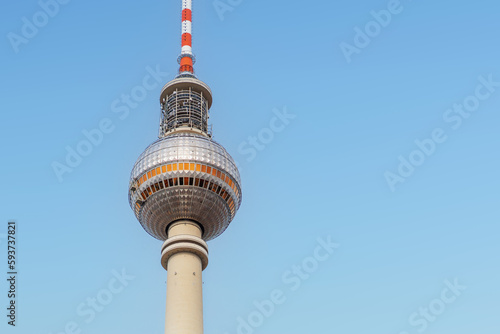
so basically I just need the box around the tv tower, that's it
[128,1,242,333]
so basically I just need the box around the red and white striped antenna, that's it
[178,0,195,75]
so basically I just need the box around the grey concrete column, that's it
[161,220,209,334]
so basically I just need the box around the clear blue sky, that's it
[1,0,499,333]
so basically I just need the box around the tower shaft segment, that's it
[161,221,209,334]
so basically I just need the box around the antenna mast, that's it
[178,0,195,75]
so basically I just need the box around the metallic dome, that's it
[129,132,242,241]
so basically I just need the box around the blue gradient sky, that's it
[1,0,499,333]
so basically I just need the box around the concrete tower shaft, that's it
[161,221,207,334]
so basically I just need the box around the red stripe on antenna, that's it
[182,9,192,22]
[182,33,192,47]
[179,56,193,73]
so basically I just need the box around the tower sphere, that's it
[128,123,242,241]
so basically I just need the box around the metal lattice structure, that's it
[159,77,213,137]
[159,87,210,136]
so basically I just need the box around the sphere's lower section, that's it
[139,187,231,241]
